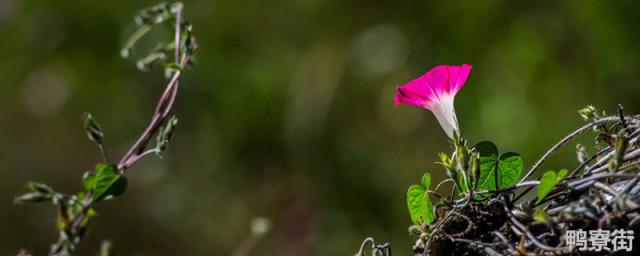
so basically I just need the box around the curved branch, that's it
[519,116,627,183]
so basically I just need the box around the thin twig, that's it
[48,4,195,255]
[434,178,454,193]
[501,195,571,253]
[117,3,192,173]
[519,116,625,183]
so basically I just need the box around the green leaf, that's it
[537,171,556,203]
[437,152,452,170]
[15,182,60,204]
[537,169,568,203]
[155,116,178,156]
[83,170,96,191]
[100,176,127,201]
[533,207,552,224]
[558,169,568,179]
[476,147,523,191]
[473,141,498,157]
[578,105,597,121]
[26,181,54,194]
[82,112,104,146]
[421,173,431,188]
[474,141,498,191]
[407,186,433,225]
[407,173,434,225]
[164,62,183,72]
[458,172,469,194]
[83,164,128,202]
[136,51,167,71]
[497,153,523,188]
[14,192,51,204]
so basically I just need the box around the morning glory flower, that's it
[394,64,472,139]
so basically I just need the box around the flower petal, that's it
[422,65,450,97]
[396,73,438,103]
[393,64,471,139]
[447,64,472,95]
[429,95,459,139]
[394,86,430,109]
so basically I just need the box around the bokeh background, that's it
[1,0,639,255]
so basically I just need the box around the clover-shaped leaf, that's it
[474,141,523,191]
[407,173,434,225]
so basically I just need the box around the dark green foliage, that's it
[406,140,523,228]
[83,164,127,202]
[403,106,640,256]
[473,141,523,191]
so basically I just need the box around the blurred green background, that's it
[1,0,639,255]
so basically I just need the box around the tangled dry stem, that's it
[411,114,640,256]
[358,114,640,256]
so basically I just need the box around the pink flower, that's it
[394,64,472,138]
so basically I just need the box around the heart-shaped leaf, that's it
[496,153,524,188]
[474,141,523,191]
[407,173,434,225]
[474,141,498,157]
